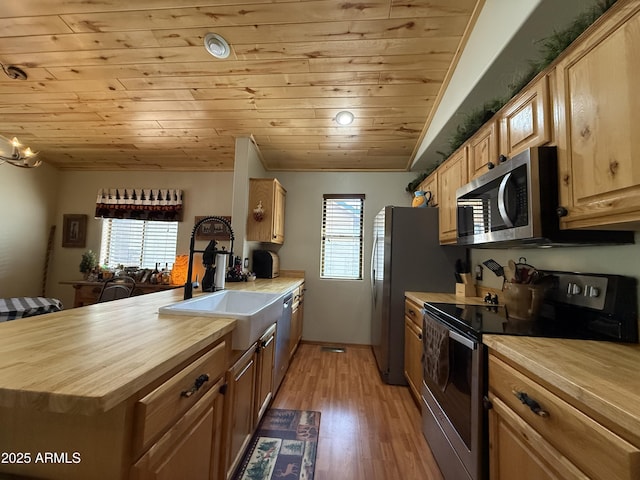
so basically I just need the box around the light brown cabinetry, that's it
[403,298,423,404]
[437,147,468,244]
[498,75,552,159]
[131,378,225,480]
[133,342,227,455]
[555,3,640,230]
[223,317,289,479]
[416,170,438,207]
[255,323,276,423]
[247,178,286,244]
[223,346,257,479]
[289,282,305,359]
[132,341,228,480]
[488,352,640,480]
[468,119,498,180]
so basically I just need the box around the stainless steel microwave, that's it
[455,147,633,247]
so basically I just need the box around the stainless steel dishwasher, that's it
[273,293,292,393]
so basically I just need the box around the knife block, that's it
[456,282,476,297]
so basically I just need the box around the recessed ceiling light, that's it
[204,33,231,59]
[335,110,354,126]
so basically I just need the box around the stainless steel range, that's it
[420,271,638,480]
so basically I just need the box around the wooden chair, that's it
[97,276,136,303]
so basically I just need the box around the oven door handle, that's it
[449,329,477,350]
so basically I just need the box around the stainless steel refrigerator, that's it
[371,206,465,385]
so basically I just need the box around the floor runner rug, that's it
[232,408,320,480]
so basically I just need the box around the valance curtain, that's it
[95,188,184,222]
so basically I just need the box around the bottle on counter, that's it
[150,262,160,284]
[161,263,171,285]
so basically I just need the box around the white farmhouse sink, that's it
[159,290,285,350]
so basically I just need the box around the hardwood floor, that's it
[272,343,444,480]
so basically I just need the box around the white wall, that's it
[48,170,233,308]
[275,171,415,345]
[0,162,59,298]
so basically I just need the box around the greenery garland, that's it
[407,0,617,193]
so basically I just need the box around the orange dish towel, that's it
[422,314,450,391]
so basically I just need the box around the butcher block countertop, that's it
[0,276,303,416]
[484,335,640,448]
[405,291,490,305]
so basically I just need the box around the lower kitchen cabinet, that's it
[289,282,305,359]
[255,323,276,424]
[131,378,225,480]
[403,297,423,404]
[488,352,640,480]
[223,345,258,480]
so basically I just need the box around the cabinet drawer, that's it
[135,341,226,452]
[404,299,422,328]
[489,355,640,480]
[132,377,225,480]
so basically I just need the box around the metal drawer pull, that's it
[513,390,549,417]
[181,374,210,398]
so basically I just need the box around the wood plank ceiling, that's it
[0,0,480,171]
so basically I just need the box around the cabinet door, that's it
[289,305,300,360]
[438,147,468,244]
[417,172,438,207]
[272,181,286,244]
[499,75,551,159]
[223,347,257,479]
[555,5,640,229]
[403,317,422,404]
[255,323,276,424]
[132,378,225,480]
[468,120,498,180]
[246,178,286,244]
[488,395,587,480]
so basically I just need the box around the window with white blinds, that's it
[320,194,365,280]
[100,218,178,269]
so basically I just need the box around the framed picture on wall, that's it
[62,214,87,248]
[194,216,232,241]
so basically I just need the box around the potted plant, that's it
[79,250,98,279]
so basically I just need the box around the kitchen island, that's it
[0,276,304,480]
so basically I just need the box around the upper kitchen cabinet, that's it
[468,119,499,180]
[438,147,468,244]
[498,75,552,159]
[555,2,640,230]
[416,170,438,208]
[247,178,286,244]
